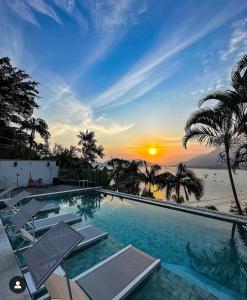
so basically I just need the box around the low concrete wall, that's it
[0,160,59,189]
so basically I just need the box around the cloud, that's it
[4,0,87,30]
[92,62,179,109]
[5,0,40,27]
[157,136,182,144]
[91,1,247,110]
[52,0,88,32]
[82,0,148,67]
[37,73,134,146]
[0,17,22,66]
[48,115,134,147]
[220,18,247,61]
[26,0,61,24]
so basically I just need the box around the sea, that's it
[149,167,247,213]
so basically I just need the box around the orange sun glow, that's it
[149,147,157,155]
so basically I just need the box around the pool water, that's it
[3,190,247,299]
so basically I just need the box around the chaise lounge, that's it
[2,190,59,214]
[22,222,160,300]
[10,199,81,237]
[0,183,17,199]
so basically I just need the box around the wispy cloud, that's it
[188,16,247,100]
[26,0,61,24]
[157,136,182,144]
[52,0,88,32]
[5,0,40,27]
[220,18,247,61]
[37,72,134,146]
[81,0,148,67]
[90,1,247,110]
[4,0,88,30]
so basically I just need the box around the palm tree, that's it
[183,105,243,215]
[108,158,142,195]
[156,163,204,202]
[199,55,247,169]
[77,130,104,165]
[199,55,247,121]
[233,143,247,169]
[140,161,161,198]
[123,160,143,195]
[108,158,129,189]
[21,117,50,150]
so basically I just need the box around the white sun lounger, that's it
[32,213,82,233]
[25,245,160,299]
[74,245,161,300]
[3,190,31,209]
[13,213,82,238]
[0,184,16,199]
[5,201,60,215]
[17,225,108,253]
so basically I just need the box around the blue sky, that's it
[0,0,247,164]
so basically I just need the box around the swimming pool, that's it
[3,189,247,299]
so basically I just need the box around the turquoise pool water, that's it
[3,190,247,299]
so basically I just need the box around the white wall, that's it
[0,160,59,189]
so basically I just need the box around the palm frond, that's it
[199,90,240,108]
[183,127,217,149]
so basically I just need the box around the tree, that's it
[233,143,247,169]
[122,160,143,195]
[21,117,50,151]
[199,54,247,168]
[52,144,80,169]
[183,105,243,215]
[0,57,39,125]
[156,163,204,202]
[199,55,247,120]
[108,158,142,195]
[0,56,52,160]
[77,130,104,165]
[140,161,161,198]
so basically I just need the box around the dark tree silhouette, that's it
[21,117,50,150]
[183,105,243,215]
[156,163,204,202]
[77,130,104,165]
[0,57,39,125]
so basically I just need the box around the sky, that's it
[0,0,247,165]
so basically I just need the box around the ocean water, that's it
[151,167,247,212]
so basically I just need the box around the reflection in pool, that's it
[2,190,247,299]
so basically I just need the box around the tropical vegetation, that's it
[156,163,204,203]
[184,54,247,215]
[107,158,204,202]
[1,54,247,213]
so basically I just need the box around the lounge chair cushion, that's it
[45,273,90,300]
[20,228,35,243]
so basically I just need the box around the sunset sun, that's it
[149,147,157,156]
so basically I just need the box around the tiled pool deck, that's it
[0,185,237,299]
[0,218,30,300]
[10,184,91,197]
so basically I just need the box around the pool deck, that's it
[8,184,99,198]
[98,189,247,226]
[0,218,30,300]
